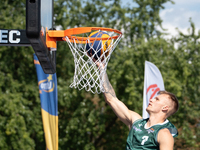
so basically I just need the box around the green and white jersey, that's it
[126,118,178,150]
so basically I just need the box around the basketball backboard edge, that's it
[26,0,56,74]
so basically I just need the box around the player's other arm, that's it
[157,128,174,150]
[102,72,142,129]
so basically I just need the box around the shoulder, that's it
[157,128,174,149]
[166,120,178,137]
[158,128,174,138]
[128,117,148,131]
[128,110,142,129]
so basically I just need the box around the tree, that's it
[0,0,45,149]
[169,20,200,149]
[118,0,176,50]
[1,0,200,149]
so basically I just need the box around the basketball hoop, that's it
[46,27,122,94]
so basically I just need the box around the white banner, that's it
[143,61,165,119]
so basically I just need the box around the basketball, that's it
[86,31,111,60]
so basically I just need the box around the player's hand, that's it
[88,52,105,70]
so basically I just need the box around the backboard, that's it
[41,0,56,71]
[41,0,54,45]
[26,0,56,74]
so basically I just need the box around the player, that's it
[97,62,179,150]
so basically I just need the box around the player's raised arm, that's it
[99,63,142,129]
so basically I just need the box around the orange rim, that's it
[63,35,119,44]
[46,27,122,47]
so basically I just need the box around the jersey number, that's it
[141,136,149,145]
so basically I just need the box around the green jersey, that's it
[126,119,178,150]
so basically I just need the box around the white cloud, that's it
[158,0,200,38]
[173,0,200,4]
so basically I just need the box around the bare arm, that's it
[157,129,174,150]
[102,70,142,129]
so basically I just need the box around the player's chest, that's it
[131,125,157,145]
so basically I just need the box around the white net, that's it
[64,29,122,94]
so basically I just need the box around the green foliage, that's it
[169,21,200,149]
[0,0,200,149]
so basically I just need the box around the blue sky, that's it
[122,0,200,38]
[159,0,200,38]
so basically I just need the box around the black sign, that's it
[0,29,30,46]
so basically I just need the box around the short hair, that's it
[158,90,179,115]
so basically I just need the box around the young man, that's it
[98,63,179,150]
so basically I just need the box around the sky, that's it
[159,0,200,38]
[123,0,200,39]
